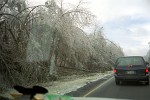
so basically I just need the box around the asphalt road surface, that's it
[67,75,150,100]
[85,76,150,100]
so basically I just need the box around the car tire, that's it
[115,79,120,85]
[146,78,149,85]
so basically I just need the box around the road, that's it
[67,75,150,100]
[85,76,150,100]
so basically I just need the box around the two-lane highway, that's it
[84,77,150,100]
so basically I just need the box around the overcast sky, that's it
[28,0,150,56]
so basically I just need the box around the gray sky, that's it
[28,0,150,56]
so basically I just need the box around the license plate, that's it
[126,71,136,74]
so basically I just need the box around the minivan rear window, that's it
[116,57,145,66]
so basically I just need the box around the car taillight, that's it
[146,68,149,73]
[114,69,117,73]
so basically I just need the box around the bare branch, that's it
[0,0,8,11]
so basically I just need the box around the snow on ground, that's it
[46,71,113,95]
[0,71,113,99]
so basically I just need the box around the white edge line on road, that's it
[83,76,114,97]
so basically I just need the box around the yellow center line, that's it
[83,77,113,97]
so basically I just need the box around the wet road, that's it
[85,77,150,100]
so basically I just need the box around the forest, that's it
[0,0,124,91]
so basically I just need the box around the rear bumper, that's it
[114,74,149,81]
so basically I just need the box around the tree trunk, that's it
[48,28,58,77]
[49,53,57,76]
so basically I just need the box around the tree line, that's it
[0,0,124,89]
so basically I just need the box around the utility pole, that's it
[148,42,150,62]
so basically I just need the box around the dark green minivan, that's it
[114,56,149,85]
